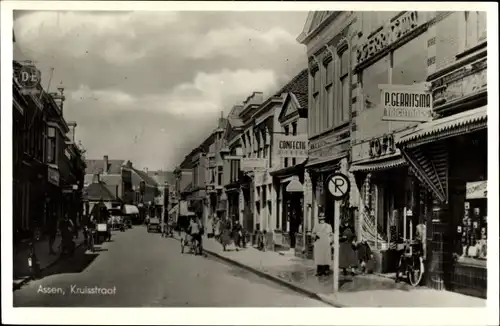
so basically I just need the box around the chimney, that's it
[103,155,109,174]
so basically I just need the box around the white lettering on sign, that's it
[380,84,433,122]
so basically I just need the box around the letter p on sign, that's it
[326,172,351,200]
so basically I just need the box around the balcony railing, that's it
[429,42,487,114]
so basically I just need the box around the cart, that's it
[147,217,161,233]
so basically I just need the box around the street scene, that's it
[10,8,490,310]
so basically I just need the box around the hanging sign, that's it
[380,84,433,122]
[275,134,308,158]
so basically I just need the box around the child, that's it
[356,239,374,274]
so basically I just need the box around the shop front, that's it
[350,129,432,273]
[397,45,487,298]
[270,162,306,251]
[306,130,352,233]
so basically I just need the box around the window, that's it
[312,68,320,136]
[284,157,289,168]
[361,55,390,109]
[46,126,56,164]
[292,158,297,166]
[218,171,222,186]
[291,122,297,136]
[339,49,350,123]
[465,11,487,49]
[392,31,428,86]
[284,125,289,136]
[324,59,334,129]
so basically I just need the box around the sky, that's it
[13,10,308,171]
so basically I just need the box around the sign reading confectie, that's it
[275,134,308,158]
[380,84,433,122]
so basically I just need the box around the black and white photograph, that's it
[1,2,498,325]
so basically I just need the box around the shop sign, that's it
[47,166,60,186]
[369,134,396,158]
[309,132,350,158]
[241,158,267,172]
[380,84,433,122]
[432,58,487,107]
[356,11,420,66]
[466,181,487,199]
[275,134,308,158]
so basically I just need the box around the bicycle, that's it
[395,239,425,287]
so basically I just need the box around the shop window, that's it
[339,49,350,124]
[392,31,428,86]
[46,126,57,164]
[465,11,487,50]
[361,55,390,109]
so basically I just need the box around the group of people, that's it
[207,215,246,251]
[311,210,374,277]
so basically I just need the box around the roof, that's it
[294,92,308,108]
[83,182,118,201]
[273,68,309,98]
[85,159,125,175]
[101,174,122,187]
[131,168,159,188]
[147,171,175,186]
[227,105,244,127]
[181,182,193,194]
[397,106,488,148]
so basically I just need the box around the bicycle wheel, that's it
[407,256,424,286]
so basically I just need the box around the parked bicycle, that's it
[395,239,425,286]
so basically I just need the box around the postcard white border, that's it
[1,2,498,325]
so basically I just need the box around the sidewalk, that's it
[13,231,86,288]
[193,235,486,308]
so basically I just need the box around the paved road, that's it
[13,226,330,307]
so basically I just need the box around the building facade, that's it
[396,11,487,298]
[13,46,86,243]
[268,70,309,253]
[297,11,360,242]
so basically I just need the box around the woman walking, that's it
[339,219,358,276]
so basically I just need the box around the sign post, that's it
[325,172,351,292]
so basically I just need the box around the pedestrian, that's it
[415,217,427,261]
[356,238,374,274]
[206,215,214,239]
[339,219,357,276]
[312,209,333,276]
[214,217,221,241]
[233,220,242,249]
[48,212,58,255]
[221,219,232,251]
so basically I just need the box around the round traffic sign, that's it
[326,172,351,200]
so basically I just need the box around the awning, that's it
[123,204,139,215]
[286,178,304,192]
[397,106,487,149]
[349,156,407,173]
